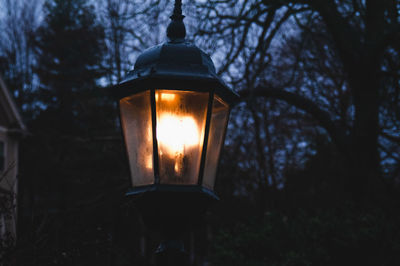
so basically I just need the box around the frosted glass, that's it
[203,95,229,189]
[155,90,209,185]
[120,91,154,186]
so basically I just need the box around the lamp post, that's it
[111,0,238,264]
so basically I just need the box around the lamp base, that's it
[127,185,218,236]
[127,185,218,266]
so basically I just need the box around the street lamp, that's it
[112,0,238,262]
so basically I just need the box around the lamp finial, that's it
[167,0,186,41]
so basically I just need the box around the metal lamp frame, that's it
[110,0,239,239]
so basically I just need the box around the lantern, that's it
[112,0,238,234]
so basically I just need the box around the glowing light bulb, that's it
[157,114,200,155]
[155,91,205,177]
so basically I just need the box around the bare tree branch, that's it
[381,131,400,144]
[239,86,349,152]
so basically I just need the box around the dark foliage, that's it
[210,142,400,266]
[0,192,15,266]
[210,207,400,266]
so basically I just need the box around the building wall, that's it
[0,76,25,252]
[0,119,20,240]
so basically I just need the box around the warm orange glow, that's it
[146,155,153,169]
[155,90,206,177]
[145,123,153,169]
[161,93,176,101]
[156,114,200,154]
[155,92,176,102]
[147,125,152,141]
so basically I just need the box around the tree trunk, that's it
[348,64,382,200]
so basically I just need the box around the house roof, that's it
[0,75,27,134]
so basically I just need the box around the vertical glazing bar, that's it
[198,91,214,185]
[150,89,160,184]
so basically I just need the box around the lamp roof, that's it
[113,40,238,104]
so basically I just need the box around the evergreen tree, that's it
[34,0,106,131]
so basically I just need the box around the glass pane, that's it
[156,90,209,185]
[120,91,154,187]
[203,95,229,190]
